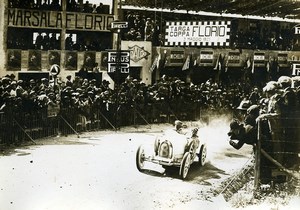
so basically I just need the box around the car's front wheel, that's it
[179,152,191,179]
[198,144,207,166]
[136,145,145,171]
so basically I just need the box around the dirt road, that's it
[0,119,253,210]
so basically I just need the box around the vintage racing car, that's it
[136,126,207,179]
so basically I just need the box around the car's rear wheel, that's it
[136,146,145,171]
[179,152,191,179]
[154,138,160,155]
[198,144,207,166]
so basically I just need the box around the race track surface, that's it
[0,119,253,210]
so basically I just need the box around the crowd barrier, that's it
[0,100,224,147]
[255,114,300,187]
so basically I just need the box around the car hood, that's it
[159,129,189,155]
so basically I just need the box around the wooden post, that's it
[254,118,261,189]
[0,1,6,76]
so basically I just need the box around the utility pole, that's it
[112,0,122,50]
[112,0,122,129]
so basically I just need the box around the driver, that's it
[175,120,200,149]
[175,120,200,151]
[174,120,187,135]
[174,120,199,137]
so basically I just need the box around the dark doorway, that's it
[129,67,141,80]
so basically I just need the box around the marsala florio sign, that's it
[7,8,114,31]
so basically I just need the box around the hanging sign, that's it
[49,64,60,76]
[164,21,231,47]
[107,51,130,73]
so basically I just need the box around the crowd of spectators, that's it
[8,0,61,10]
[233,75,300,169]
[122,12,162,45]
[8,0,110,14]
[7,31,110,52]
[230,26,296,51]
[0,72,300,152]
[122,10,299,50]
[34,32,61,50]
[1,73,299,124]
[0,74,257,126]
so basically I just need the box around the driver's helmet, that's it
[174,120,183,131]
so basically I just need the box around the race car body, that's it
[136,128,207,179]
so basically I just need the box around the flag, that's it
[182,55,190,71]
[225,59,229,72]
[266,60,270,72]
[246,57,251,68]
[214,53,221,71]
[159,50,168,69]
[149,55,159,72]
[200,51,214,65]
[169,50,185,65]
[194,56,198,66]
[156,53,161,69]
[251,57,255,74]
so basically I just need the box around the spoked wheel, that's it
[154,138,160,155]
[179,152,192,179]
[187,141,196,160]
[198,144,207,166]
[136,145,145,171]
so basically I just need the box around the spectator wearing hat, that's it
[244,104,260,127]
[28,79,39,93]
[292,76,300,105]
[101,80,110,91]
[39,78,49,92]
[277,76,292,89]
[96,2,104,13]
[261,81,280,114]
[144,18,154,41]
[9,81,17,97]
[66,75,73,87]
[227,119,257,150]
[235,98,250,122]
[16,80,25,97]
[249,87,260,105]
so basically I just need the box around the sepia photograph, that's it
[1,0,300,210]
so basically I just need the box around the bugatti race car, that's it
[136,127,207,179]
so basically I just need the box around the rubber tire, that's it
[136,145,145,171]
[198,144,207,166]
[179,152,191,180]
[154,138,160,155]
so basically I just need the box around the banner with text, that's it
[164,21,231,47]
[199,50,214,66]
[7,8,114,31]
[253,52,266,67]
[227,51,241,67]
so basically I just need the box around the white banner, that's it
[292,63,300,76]
[164,21,231,47]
